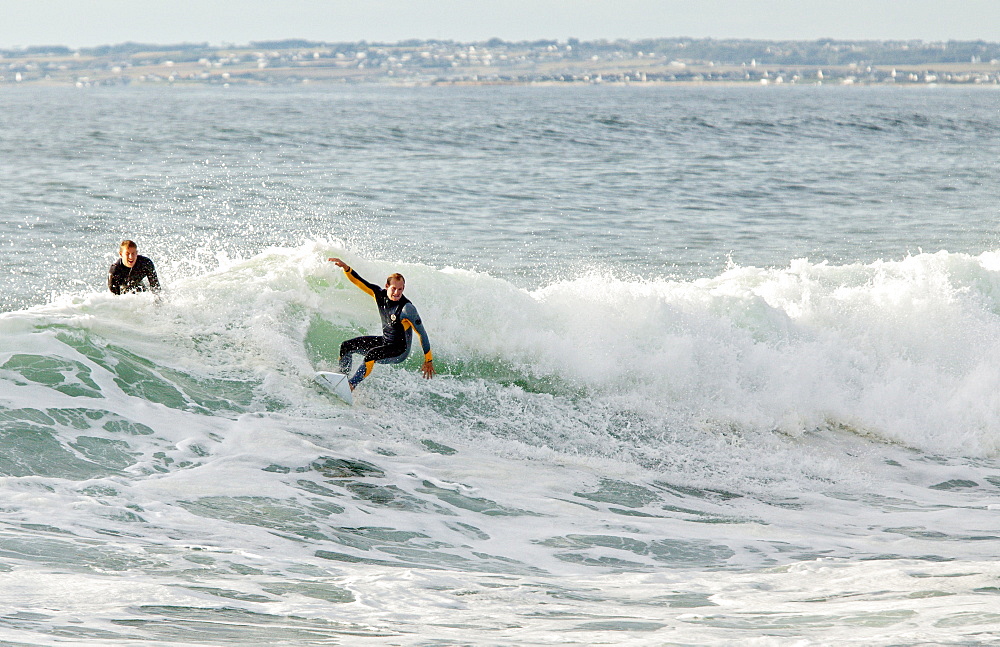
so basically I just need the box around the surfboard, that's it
[314,371,353,405]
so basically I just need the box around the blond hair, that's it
[385,272,405,287]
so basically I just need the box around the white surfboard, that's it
[314,371,353,405]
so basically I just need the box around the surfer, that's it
[327,257,434,390]
[108,240,161,295]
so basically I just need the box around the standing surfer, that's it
[327,257,434,390]
[108,240,161,295]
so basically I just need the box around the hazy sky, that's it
[5,0,1000,49]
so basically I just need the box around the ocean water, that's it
[2,84,1000,645]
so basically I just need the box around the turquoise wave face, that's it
[0,406,151,479]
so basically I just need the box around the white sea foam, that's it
[2,241,1000,645]
[365,246,1000,456]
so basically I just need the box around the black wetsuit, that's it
[338,267,432,387]
[108,256,160,294]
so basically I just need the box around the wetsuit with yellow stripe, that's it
[338,267,432,388]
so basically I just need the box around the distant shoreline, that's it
[10,80,1000,90]
[4,38,1000,87]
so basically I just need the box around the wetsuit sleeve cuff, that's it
[424,351,433,362]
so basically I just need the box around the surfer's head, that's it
[119,240,138,268]
[385,273,405,301]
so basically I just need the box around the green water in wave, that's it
[304,314,578,397]
[43,327,273,414]
[0,408,152,478]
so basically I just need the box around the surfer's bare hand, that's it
[328,257,350,271]
[421,360,435,379]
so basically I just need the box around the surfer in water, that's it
[328,257,434,390]
[108,240,161,295]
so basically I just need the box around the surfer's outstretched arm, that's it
[328,257,378,298]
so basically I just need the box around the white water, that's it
[3,241,1000,644]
